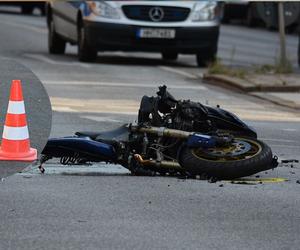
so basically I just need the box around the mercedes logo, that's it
[149,7,164,22]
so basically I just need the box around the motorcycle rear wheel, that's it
[179,138,273,180]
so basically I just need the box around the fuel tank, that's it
[205,106,257,138]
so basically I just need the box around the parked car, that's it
[0,1,45,15]
[223,1,300,31]
[46,1,222,66]
[298,30,300,66]
[222,1,261,27]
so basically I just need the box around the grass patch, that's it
[254,64,276,74]
[208,57,293,79]
[208,59,247,79]
[255,60,293,74]
[274,59,293,74]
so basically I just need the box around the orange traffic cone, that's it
[0,80,37,161]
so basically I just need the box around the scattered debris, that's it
[148,201,152,204]
[281,159,299,163]
[296,180,300,184]
[280,159,299,169]
[255,175,260,178]
[290,171,296,175]
[208,177,218,183]
[219,184,224,187]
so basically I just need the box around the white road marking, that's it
[269,144,300,149]
[80,115,122,123]
[226,108,300,122]
[51,97,139,115]
[261,138,298,143]
[50,96,300,123]
[158,66,199,79]
[43,80,207,90]
[281,128,298,132]
[52,106,77,112]
[24,54,91,68]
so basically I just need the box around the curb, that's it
[203,73,300,110]
[203,74,254,92]
[203,73,300,92]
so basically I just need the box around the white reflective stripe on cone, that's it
[2,125,29,140]
[7,101,25,114]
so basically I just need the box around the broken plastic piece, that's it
[281,159,299,163]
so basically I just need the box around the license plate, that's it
[137,28,176,39]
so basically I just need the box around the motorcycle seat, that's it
[75,124,129,142]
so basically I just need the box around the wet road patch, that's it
[18,163,130,176]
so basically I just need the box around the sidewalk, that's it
[203,73,300,110]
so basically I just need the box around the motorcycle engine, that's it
[172,100,211,133]
[138,92,212,133]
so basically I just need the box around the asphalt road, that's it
[0,9,299,250]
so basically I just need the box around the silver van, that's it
[47,1,222,66]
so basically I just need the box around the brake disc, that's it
[201,140,252,157]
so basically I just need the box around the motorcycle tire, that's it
[178,138,273,180]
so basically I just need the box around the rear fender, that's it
[41,136,117,161]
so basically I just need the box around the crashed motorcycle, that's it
[40,86,277,179]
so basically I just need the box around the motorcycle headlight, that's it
[191,2,218,22]
[88,1,120,19]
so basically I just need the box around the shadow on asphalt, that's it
[0,8,43,17]
[61,53,202,68]
[0,9,41,17]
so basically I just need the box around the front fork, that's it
[131,125,227,170]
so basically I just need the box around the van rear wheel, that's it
[78,22,97,62]
[48,18,66,54]
[196,44,217,67]
[196,53,216,67]
[21,5,34,14]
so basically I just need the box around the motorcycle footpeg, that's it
[271,155,279,169]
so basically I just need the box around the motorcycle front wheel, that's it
[179,138,273,180]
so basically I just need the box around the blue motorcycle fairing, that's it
[41,136,117,160]
[187,134,216,148]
